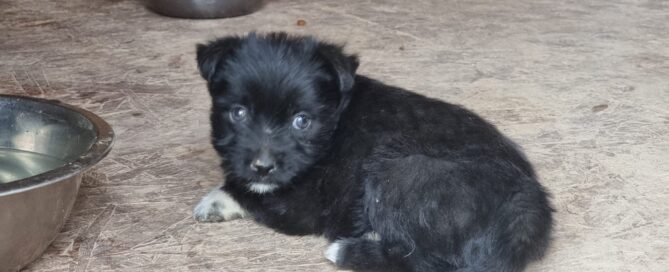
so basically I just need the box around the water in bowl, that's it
[0,148,66,183]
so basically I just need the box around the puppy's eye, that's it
[292,113,311,130]
[229,105,248,122]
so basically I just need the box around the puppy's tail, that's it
[460,183,553,272]
[497,183,553,268]
[325,237,406,272]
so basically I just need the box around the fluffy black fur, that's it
[195,32,553,272]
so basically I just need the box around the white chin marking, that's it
[193,189,246,222]
[248,183,279,194]
[324,241,343,264]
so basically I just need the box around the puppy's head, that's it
[197,32,358,193]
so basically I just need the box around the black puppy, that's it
[193,32,553,272]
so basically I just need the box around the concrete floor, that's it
[1,0,668,271]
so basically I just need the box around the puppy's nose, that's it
[251,151,276,176]
[251,162,274,176]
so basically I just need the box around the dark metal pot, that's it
[143,0,266,19]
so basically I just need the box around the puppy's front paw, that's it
[194,189,247,223]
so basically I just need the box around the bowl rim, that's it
[0,94,115,196]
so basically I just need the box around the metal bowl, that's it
[0,95,114,272]
[143,0,266,19]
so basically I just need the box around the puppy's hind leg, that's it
[325,235,406,272]
[193,188,247,222]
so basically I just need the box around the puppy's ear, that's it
[196,37,242,82]
[315,43,359,93]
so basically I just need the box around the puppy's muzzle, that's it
[251,149,276,176]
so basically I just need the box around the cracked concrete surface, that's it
[1,0,668,271]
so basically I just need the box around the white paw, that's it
[193,189,246,222]
[324,240,343,264]
[363,231,381,241]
